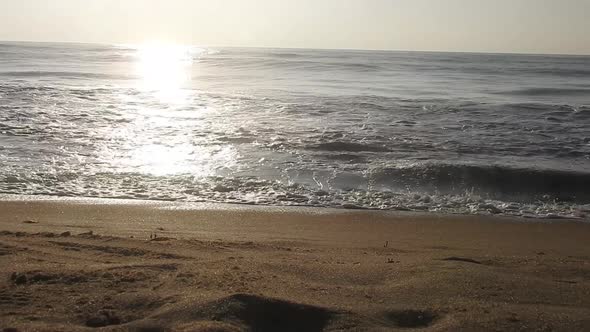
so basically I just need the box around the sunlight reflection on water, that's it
[105,44,238,177]
[134,43,200,104]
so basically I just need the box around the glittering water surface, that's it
[1,42,589,218]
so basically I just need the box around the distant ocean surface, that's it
[1,42,589,218]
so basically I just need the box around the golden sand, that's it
[1,198,590,331]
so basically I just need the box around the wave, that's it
[450,66,590,78]
[494,87,590,97]
[0,168,588,219]
[0,70,129,80]
[370,164,590,203]
[203,54,384,72]
[309,141,391,153]
[271,52,303,58]
[522,68,590,77]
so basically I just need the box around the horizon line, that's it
[1,39,589,57]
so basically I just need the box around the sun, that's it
[134,43,196,103]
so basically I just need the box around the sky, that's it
[0,0,589,55]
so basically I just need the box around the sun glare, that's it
[135,43,196,103]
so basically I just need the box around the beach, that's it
[1,198,590,331]
[2,14,589,332]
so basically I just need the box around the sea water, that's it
[1,42,589,218]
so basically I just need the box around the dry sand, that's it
[1,197,590,331]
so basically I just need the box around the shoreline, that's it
[1,196,588,244]
[1,193,587,223]
[2,196,590,330]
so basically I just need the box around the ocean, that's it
[1,41,589,218]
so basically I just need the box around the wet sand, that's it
[1,198,590,331]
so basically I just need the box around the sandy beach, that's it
[1,197,590,331]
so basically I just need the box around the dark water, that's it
[1,42,589,218]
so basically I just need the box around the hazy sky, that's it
[1,0,588,54]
